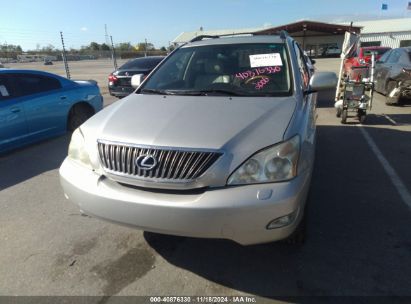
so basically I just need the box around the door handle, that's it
[60,96,67,100]
[10,107,21,113]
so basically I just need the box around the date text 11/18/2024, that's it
[149,296,257,303]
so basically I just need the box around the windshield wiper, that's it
[174,89,243,96]
[140,88,175,95]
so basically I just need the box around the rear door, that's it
[381,50,401,93]
[0,74,28,152]
[10,73,66,138]
[375,50,392,92]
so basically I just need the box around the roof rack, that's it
[189,35,220,42]
[189,32,257,43]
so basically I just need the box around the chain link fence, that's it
[0,50,168,63]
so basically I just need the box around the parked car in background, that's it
[0,70,103,153]
[344,46,391,80]
[44,59,53,65]
[108,56,165,98]
[323,45,341,57]
[304,51,316,73]
[374,47,411,105]
[60,34,337,245]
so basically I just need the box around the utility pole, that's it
[144,38,148,57]
[60,31,71,79]
[110,36,118,70]
[104,24,110,45]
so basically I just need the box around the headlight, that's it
[68,128,92,169]
[227,135,300,185]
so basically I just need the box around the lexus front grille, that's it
[97,140,222,181]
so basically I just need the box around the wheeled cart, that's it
[334,33,376,124]
[336,77,374,124]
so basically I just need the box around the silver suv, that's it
[60,34,336,245]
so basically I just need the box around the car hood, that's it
[91,94,296,152]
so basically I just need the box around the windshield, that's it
[140,43,291,96]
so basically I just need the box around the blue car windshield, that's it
[140,43,291,96]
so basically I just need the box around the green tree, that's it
[89,42,101,51]
[100,43,110,51]
[137,42,155,51]
[117,42,133,51]
[41,44,55,53]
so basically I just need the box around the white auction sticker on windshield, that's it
[0,85,9,97]
[249,53,282,68]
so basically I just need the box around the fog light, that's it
[266,210,298,229]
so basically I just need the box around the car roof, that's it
[0,69,73,84]
[0,69,61,76]
[130,56,165,61]
[182,35,285,48]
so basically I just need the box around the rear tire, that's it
[359,113,366,124]
[341,109,348,124]
[67,104,93,132]
[336,107,342,118]
[358,110,366,124]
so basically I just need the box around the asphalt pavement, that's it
[0,58,410,302]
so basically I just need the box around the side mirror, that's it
[131,74,144,88]
[308,71,338,92]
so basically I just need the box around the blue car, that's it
[0,69,103,154]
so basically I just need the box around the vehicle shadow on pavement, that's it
[0,135,70,191]
[316,90,336,108]
[144,125,411,299]
[382,113,411,125]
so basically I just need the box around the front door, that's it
[0,75,28,152]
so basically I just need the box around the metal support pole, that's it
[110,36,118,70]
[369,53,375,110]
[144,38,148,57]
[60,31,71,79]
[302,24,307,51]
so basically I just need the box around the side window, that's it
[293,43,310,89]
[400,50,411,64]
[378,50,391,63]
[0,75,13,101]
[12,74,62,97]
[386,51,400,64]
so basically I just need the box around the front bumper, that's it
[59,158,311,245]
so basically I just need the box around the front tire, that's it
[285,214,306,244]
[67,104,93,132]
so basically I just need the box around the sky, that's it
[1,0,410,51]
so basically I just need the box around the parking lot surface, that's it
[1,59,411,301]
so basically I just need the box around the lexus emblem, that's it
[135,155,157,171]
